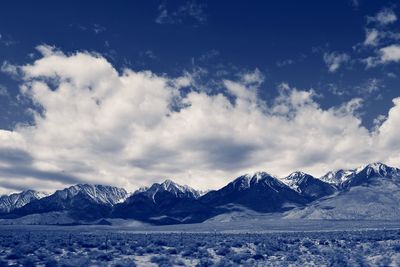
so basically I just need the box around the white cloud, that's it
[36,44,58,57]
[241,68,264,85]
[379,44,400,62]
[327,83,348,97]
[355,78,383,95]
[358,8,400,66]
[378,98,400,154]
[363,29,400,48]
[368,8,397,26]
[373,114,387,130]
[224,80,257,102]
[323,52,350,72]
[0,85,9,97]
[387,72,397,78]
[364,44,400,67]
[1,47,400,193]
[364,28,380,46]
[223,69,264,102]
[1,61,19,76]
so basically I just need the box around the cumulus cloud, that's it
[1,46,400,193]
[223,69,264,102]
[379,44,400,62]
[364,44,400,67]
[368,8,397,26]
[364,28,380,46]
[323,52,350,72]
[378,98,400,153]
[357,7,400,68]
[361,28,400,48]
[1,61,19,76]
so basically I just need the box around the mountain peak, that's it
[318,163,400,189]
[231,171,283,191]
[285,171,310,180]
[134,186,149,194]
[53,184,128,205]
[319,169,355,185]
[356,162,398,176]
[281,171,312,187]
[137,179,201,201]
[281,172,336,199]
[243,171,276,182]
[244,171,272,179]
[160,179,179,190]
[0,190,47,213]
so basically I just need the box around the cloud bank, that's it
[1,46,400,193]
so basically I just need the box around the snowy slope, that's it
[319,169,356,185]
[136,179,202,201]
[0,190,47,213]
[281,172,336,200]
[113,179,210,224]
[200,172,309,213]
[52,184,128,205]
[318,162,400,187]
[2,162,400,224]
[10,184,128,220]
[285,164,400,220]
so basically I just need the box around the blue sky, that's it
[1,0,400,192]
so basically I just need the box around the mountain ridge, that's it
[1,162,399,224]
[0,190,47,214]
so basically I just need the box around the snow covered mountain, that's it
[319,169,355,185]
[49,184,128,205]
[2,162,400,224]
[285,163,400,220]
[281,172,336,200]
[319,162,400,189]
[113,180,209,224]
[341,162,400,189]
[0,190,47,214]
[135,179,202,201]
[11,184,128,220]
[200,172,309,213]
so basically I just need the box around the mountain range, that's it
[0,162,399,225]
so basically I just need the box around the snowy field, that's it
[0,222,400,266]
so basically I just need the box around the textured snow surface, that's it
[319,162,400,185]
[281,172,310,191]
[232,172,285,191]
[0,190,47,213]
[1,162,400,225]
[135,179,202,201]
[53,184,128,205]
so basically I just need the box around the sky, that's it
[1,0,400,193]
